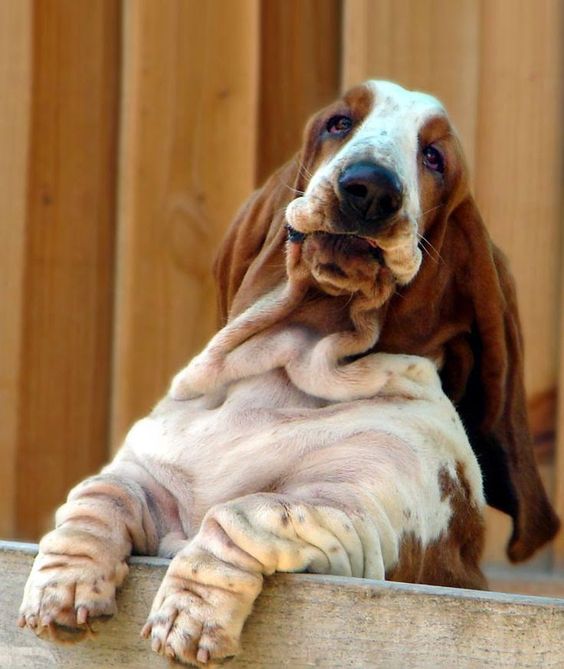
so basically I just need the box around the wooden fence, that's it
[0,0,562,577]
[3,542,564,668]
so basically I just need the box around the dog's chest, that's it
[119,368,465,535]
[121,371,333,519]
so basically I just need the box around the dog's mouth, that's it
[286,224,385,264]
[286,224,390,296]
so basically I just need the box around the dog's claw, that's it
[197,647,210,664]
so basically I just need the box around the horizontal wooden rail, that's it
[2,541,563,668]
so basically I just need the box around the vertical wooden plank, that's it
[475,0,562,568]
[475,0,561,404]
[342,0,480,170]
[257,0,342,183]
[111,0,259,447]
[0,0,32,537]
[15,0,120,539]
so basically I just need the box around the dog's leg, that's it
[141,490,387,667]
[19,470,159,642]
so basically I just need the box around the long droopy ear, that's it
[213,158,300,324]
[447,197,559,562]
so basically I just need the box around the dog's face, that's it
[286,80,466,296]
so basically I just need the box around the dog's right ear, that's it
[442,197,559,562]
[213,158,301,324]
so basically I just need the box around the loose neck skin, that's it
[169,240,399,402]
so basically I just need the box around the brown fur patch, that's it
[387,463,486,590]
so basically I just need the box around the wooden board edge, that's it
[3,541,562,608]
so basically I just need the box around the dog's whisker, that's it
[419,203,445,218]
[280,182,306,196]
[417,236,435,259]
[298,163,315,180]
[417,233,444,265]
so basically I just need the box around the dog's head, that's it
[286,80,465,296]
[214,80,559,562]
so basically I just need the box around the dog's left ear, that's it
[445,196,560,562]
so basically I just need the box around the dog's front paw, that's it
[18,550,127,643]
[142,551,260,667]
[142,594,239,667]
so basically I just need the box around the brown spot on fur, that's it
[262,477,284,494]
[388,463,486,590]
[343,84,374,123]
[438,465,457,502]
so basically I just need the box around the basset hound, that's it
[20,80,559,667]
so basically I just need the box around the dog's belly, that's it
[118,368,468,542]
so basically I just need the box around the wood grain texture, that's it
[257,0,342,183]
[3,542,564,668]
[475,0,563,565]
[0,0,32,538]
[111,0,259,448]
[342,0,480,170]
[474,0,562,400]
[14,0,120,540]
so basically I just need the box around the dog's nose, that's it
[338,162,403,222]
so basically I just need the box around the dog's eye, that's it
[326,115,353,136]
[422,145,445,173]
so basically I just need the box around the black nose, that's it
[338,161,403,222]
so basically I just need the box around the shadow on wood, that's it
[2,541,563,668]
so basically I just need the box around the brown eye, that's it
[326,115,353,135]
[422,145,445,173]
